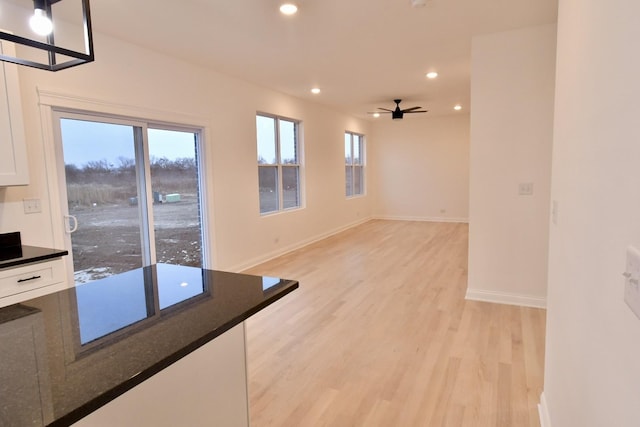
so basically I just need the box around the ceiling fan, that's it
[369,99,428,120]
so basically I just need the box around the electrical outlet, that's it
[624,246,640,320]
[518,182,534,196]
[23,198,41,214]
[551,200,559,225]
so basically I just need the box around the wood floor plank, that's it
[244,220,545,426]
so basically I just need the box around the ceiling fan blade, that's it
[378,108,394,112]
[402,106,423,112]
[405,110,428,113]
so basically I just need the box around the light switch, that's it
[23,198,41,214]
[624,245,640,320]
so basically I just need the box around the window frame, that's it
[345,131,365,198]
[50,108,210,285]
[256,112,303,215]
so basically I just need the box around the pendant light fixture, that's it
[0,0,94,71]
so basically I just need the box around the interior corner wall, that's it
[542,1,640,426]
[467,23,556,308]
[371,114,470,222]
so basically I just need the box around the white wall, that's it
[467,24,556,308]
[0,7,372,273]
[541,1,640,426]
[372,114,470,222]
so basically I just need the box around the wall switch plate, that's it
[23,198,41,214]
[518,182,534,196]
[624,246,640,320]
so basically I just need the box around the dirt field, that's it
[70,195,201,283]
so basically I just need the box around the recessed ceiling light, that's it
[454,104,462,111]
[280,3,298,15]
[373,113,380,118]
[426,71,438,79]
[311,87,321,94]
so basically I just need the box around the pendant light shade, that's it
[0,0,94,71]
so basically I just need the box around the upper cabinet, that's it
[0,41,29,186]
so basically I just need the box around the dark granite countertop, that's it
[0,263,298,426]
[0,245,68,269]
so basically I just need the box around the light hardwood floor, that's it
[244,220,546,427]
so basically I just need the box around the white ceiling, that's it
[89,0,557,120]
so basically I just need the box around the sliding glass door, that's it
[55,112,204,285]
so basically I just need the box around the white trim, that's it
[194,127,217,269]
[374,215,469,223]
[37,104,65,250]
[228,217,372,273]
[465,288,547,309]
[37,88,209,127]
[36,88,219,275]
[538,392,552,427]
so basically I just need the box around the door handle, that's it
[65,215,78,233]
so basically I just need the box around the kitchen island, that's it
[0,263,298,426]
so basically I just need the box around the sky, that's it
[60,118,197,167]
[61,116,296,168]
[256,115,296,164]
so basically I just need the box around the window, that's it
[345,131,365,197]
[257,114,301,214]
[54,111,206,284]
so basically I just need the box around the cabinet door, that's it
[0,41,29,186]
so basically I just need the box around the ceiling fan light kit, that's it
[0,0,94,71]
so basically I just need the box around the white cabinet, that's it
[0,258,66,308]
[0,41,29,186]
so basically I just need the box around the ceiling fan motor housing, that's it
[392,99,403,119]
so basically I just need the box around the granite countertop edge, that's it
[47,279,298,427]
[0,246,69,269]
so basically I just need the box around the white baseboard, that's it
[227,217,372,273]
[465,288,547,309]
[538,392,552,427]
[373,215,469,223]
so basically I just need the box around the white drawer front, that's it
[0,259,65,300]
